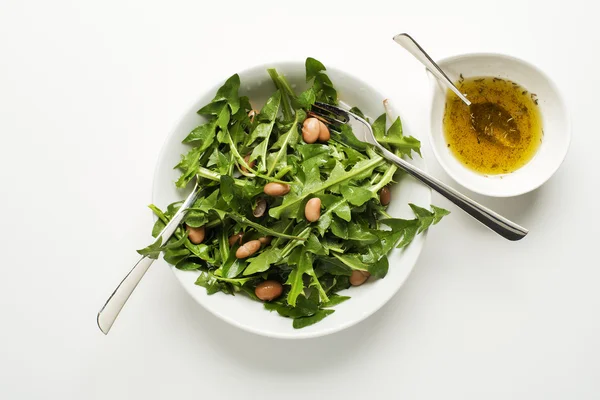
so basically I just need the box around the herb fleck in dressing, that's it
[443,77,543,174]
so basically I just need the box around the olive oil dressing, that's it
[443,76,543,174]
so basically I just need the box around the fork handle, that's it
[96,255,155,335]
[96,181,201,335]
[379,148,528,241]
[393,33,471,106]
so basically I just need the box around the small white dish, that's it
[152,61,431,339]
[428,53,570,197]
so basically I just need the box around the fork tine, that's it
[308,110,344,131]
[313,102,350,123]
[309,103,349,131]
[311,101,377,148]
[311,106,347,124]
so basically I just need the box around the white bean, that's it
[236,240,261,258]
[187,225,205,244]
[264,182,290,196]
[305,198,322,222]
[302,118,320,143]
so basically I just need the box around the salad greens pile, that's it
[139,58,448,329]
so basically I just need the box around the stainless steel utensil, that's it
[393,33,521,147]
[393,33,471,105]
[96,180,201,334]
[310,102,528,241]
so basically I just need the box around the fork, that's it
[310,102,528,241]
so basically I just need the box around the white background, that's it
[1,1,598,399]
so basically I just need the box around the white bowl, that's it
[429,53,570,197]
[152,61,431,339]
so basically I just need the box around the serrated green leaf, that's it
[349,106,366,120]
[182,118,218,147]
[164,247,191,265]
[148,204,168,237]
[212,74,241,114]
[270,156,383,219]
[340,184,373,206]
[228,213,304,240]
[222,257,245,279]
[285,249,309,307]
[317,257,353,276]
[267,112,300,176]
[306,57,326,81]
[164,233,188,250]
[347,223,378,242]
[369,256,389,278]
[174,146,203,188]
[330,218,348,239]
[248,91,281,171]
[331,253,369,272]
[371,113,386,139]
[380,204,450,248]
[264,294,318,318]
[195,272,230,295]
[220,175,235,203]
[175,258,203,270]
[244,247,282,276]
[136,237,163,259]
[432,205,451,224]
[293,309,334,329]
[316,197,350,235]
[197,100,227,116]
[297,143,329,160]
[332,201,351,221]
[305,58,337,104]
[296,87,316,108]
[285,249,328,306]
[305,233,328,255]
[378,117,422,158]
[321,294,350,308]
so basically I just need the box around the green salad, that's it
[139,58,448,329]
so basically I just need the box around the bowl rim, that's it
[151,59,431,339]
[427,52,572,197]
